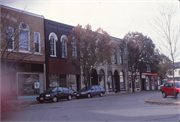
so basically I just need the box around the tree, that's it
[154,54,172,81]
[66,24,115,87]
[123,32,157,92]
[149,3,180,98]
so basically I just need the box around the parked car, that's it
[160,81,168,91]
[36,87,75,103]
[76,85,105,99]
[162,81,180,99]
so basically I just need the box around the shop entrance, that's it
[91,69,98,85]
[114,70,120,92]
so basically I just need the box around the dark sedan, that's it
[76,85,105,99]
[36,87,75,103]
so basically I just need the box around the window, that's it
[120,71,125,90]
[34,32,40,53]
[164,83,170,87]
[19,22,30,51]
[114,49,117,64]
[95,86,100,90]
[119,49,123,64]
[61,35,67,58]
[71,42,77,57]
[18,74,40,95]
[58,87,63,92]
[168,71,173,76]
[146,64,151,72]
[49,32,58,57]
[7,27,14,50]
[63,87,69,92]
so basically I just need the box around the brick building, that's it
[1,5,45,99]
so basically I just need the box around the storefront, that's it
[17,72,44,99]
[142,73,157,91]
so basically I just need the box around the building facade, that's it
[1,5,45,99]
[44,19,80,92]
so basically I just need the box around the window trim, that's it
[7,27,14,50]
[61,35,67,58]
[49,32,58,57]
[34,32,41,54]
[19,22,30,52]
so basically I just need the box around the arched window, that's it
[114,49,117,64]
[71,42,77,57]
[49,32,58,57]
[99,69,105,89]
[120,71,125,90]
[107,71,113,91]
[19,22,30,51]
[61,35,67,58]
[119,49,123,64]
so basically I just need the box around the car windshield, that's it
[81,86,91,90]
[175,82,180,88]
[46,87,57,93]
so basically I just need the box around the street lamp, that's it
[125,35,139,93]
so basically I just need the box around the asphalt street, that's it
[1,91,180,122]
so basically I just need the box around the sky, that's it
[1,0,180,61]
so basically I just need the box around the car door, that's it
[62,87,69,98]
[90,86,96,96]
[57,87,63,99]
[163,83,170,95]
[95,86,101,95]
[169,83,175,96]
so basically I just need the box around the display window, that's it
[18,73,40,95]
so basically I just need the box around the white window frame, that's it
[119,49,123,64]
[6,27,14,51]
[34,32,41,54]
[49,32,58,57]
[61,35,67,58]
[19,22,30,52]
[71,42,77,57]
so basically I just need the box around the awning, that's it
[49,58,80,75]
[142,73,157,79]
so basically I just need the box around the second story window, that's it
[119,49,123,64]
[146,64,151,72]
[71,42,77,57]
[168,71,173,76]
[34,32,40,53]
[49,32,58,57]
[114,49,117,64]
[6,27,14,50]
[61,35,67,58]
[19,22,30,52]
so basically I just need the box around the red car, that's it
[162,81,180,98]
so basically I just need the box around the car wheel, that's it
[52,96,58,102]
[162,92,167,98]
[176,93,179,99]
[68,95,72,101]
[39,100,44,103]
[99,92,103,97]
[87,93,91,98]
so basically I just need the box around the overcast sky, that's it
[1,0,180,61]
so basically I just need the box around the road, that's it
[1,91,180,121]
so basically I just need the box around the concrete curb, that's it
[145,99,180,105]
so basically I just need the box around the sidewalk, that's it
[1,91,180,113]
[145,96,180,105]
